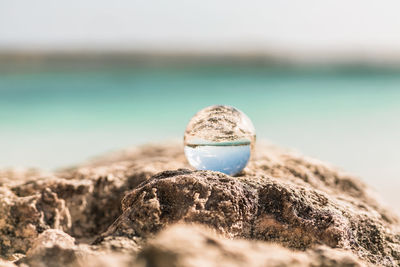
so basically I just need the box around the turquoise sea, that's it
[1,64,400,210]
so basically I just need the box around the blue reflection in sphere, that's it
[184,144,251,176]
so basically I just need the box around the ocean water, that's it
[1,64,400,210]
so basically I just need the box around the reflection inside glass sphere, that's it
[184,105,255,176]
[184,141,251,176]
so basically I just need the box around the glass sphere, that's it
[184,105,256,176]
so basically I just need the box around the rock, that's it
[99,168,400,265]
[0,144,184,258]
[0,186,72,258]
[96,169,258,243]
[19,230,79,267]
[135,223,364,267]
[0,141,399,266]
[25,230,76,257]
[19,229,133,267]
[18,223,365,267]
[0,259,17,267]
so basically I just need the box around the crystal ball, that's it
[184,105,256,176]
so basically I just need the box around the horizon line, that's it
[2,49,400,67]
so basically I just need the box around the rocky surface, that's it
[0,141,399,266]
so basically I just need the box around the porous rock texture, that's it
[0,141,399,266]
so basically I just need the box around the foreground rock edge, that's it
[0,142,399,266]
[17,224,367,267]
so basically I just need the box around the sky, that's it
[1,0,400,55]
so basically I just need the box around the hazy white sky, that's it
[1,0,400,53]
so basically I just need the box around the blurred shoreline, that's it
[2,50,400,73]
